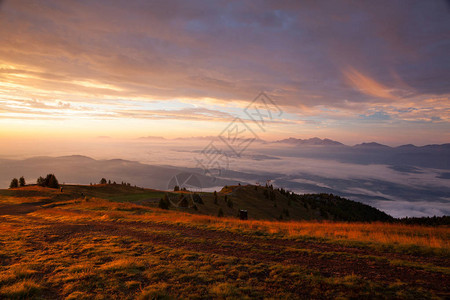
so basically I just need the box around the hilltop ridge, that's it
[1,183,392,222]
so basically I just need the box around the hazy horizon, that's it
[1,136,449,218]
[1,0,449,145]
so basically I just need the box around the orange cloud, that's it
[343,67,400,101]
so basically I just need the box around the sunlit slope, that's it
[1,184,392,222]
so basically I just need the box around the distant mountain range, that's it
[137,135,449,149]
[1,152,449,217]
[274,137,450,149]
[0,155,235,191]
[274,137,345,146]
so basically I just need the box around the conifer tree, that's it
[9,178,18,188]
[217,208,224,217]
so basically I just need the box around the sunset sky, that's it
[0,0,449,145]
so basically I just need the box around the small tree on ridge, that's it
[9,178,18,189]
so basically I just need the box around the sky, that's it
[0,0,449,145]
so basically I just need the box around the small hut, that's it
[239,210,248,220]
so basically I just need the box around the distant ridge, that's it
[275,137,344,146]
[137,136,166,140]
[23,155,95,161]
[353,142,391,148]
[396,144,418,149]
[134,135,449,149]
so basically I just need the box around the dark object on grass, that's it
[239,210,248,220]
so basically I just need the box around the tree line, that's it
[98,178,133,186]
[10,174,60,189]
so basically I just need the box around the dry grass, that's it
[28,198,449,250]
[1,187,448,299]
[61,199,448,250]
[100,258,145,271]
[0,279,42,298]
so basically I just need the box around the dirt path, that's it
[0,201,49,216]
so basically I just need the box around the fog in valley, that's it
[1,137,449,218]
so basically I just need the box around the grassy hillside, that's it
[28,183,392,222]
[0,186,448,299]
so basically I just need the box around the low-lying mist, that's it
[1,137,449,218]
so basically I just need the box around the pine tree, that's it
[45,174,60,188]
[217,208,224,217]
[19,176,26,187]
[226,196,233,208]
[37,176,45,187]
[9,178,18,188]
[270,191,276,201]
[214,191,218,204]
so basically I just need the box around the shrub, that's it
[158,194,170,209]
[19,176,26,187]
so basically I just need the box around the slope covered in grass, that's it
[0,186,448,299]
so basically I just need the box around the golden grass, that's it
[100,258,145,271]
[110,205,449,249]
[31,198,450,250]
[0,279,42,298]
[1,193,448,299]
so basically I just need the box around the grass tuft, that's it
[0,279,42,298]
